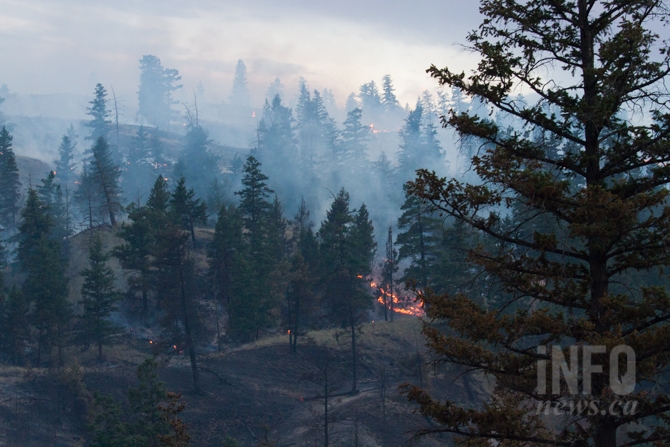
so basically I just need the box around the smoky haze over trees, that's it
[2,2,668,444]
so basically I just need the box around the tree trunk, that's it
[177,249,200,394]
[350,306,358,393]
[389,274,394,322]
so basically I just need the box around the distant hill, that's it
[16,155,52,189]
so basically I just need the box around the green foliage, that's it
[0,126,21,229]
[89,358,170,447]
[338,108,368,172]
[86,83,110,141]
[0,286,29,365]
[318,188,376,391]
[405,1,670,445]
[209,204,244,306]
[54,124,78,187]
[125,125,157,200]
[396,100,443,182]
[395,187,444,289]
[169,176,207,245]
[229,59,250,107]
[128,358,169,444]
[138,55,182,129]
[38,170,71,244]
[174,125,219,199]
[80,235,121,359]
[77,137,122,226]
[257,96,298,183]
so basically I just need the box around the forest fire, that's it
[370,281,424,317]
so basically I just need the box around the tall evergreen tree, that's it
[80,235,121,360]
[153,218,201,393]
[209,204,244,307]
[229,59,250,107]
[38,170,71,244]
[227,156,280,340]
[114,175,170,319]
[173,124,219,199]
[138,55,182,130]
[169,176,207,246]
[235,156,274,251]
[125,125,156,202]
[381,75,400,112]
[86,83,110,142]
[55,126,78,187]
[395,186,443,290]
[0,126,21,229]
[338,108,369,173]
[284,199,319,353]
[78,137,122,226]
[257,95,298,188]
[359,81,382,112]
[406,1,670,445]
[265,77,284,102]
[318,189,376,392]
[18,189,70,366]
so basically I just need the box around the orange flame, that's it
[372,282,424,316]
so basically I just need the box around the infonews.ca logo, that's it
[535,344,638,416]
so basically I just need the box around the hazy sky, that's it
[0,0,482,107]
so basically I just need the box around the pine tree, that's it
[114,175,170,319]
[138,55,182,130]
[284,199,319,353]
[128,358,169,444]
[19,189,70,366]
[381,75,399,112]
[55,126,77,187]
[38,170,71,244]
[209,204,244,348]
[395,187,443,290]
[169,176,207,246]
[80,235,121,360]
[153,218,201,392]
[338,108,369,172]
[257,95,298,185]
[174,124,218,199]
[344,93,359,113]
[318,189,376,392]
[229,59,250,107]
[265,77,284,102]
[86,83,110,141]
[235,156,273,251]
[0,126,21,229]
[90,358,170,447]
[125,125,156,201]
[358,81,382,112]
[396,100,424,182]
[228,156,280,340]
[80,137,122,226]
[406,1,670,445]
